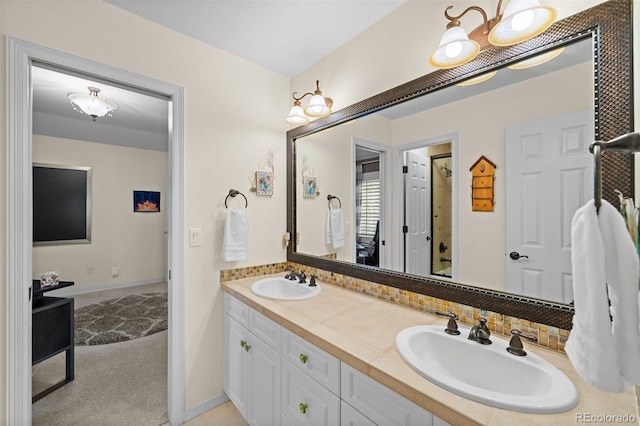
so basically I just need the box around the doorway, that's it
[353,139,390,270]
[397,134,457,279]
[7,38,185,424]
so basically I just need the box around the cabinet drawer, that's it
[341,401,376,426]
[341,363,434,426]
[224,293,249,327]
[282,329,340,395]
[249,308,281,351]
[281,359,340,426]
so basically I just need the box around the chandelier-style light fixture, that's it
[285,80,333,125]
[429,0,556,70]
[68,86,118,121]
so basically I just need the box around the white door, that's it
[506,109,593,303]
[404,151,431,276]
[223,316,249,419]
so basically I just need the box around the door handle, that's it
[426,236,431,241]
[509,251,529,260]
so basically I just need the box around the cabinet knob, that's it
[299,353,308,364]
[240,340,246,348]
[299,402,308,414]
[244,343,251,352]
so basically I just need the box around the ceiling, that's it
[32,1,590,153]
[33,0,407,151]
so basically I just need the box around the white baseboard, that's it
[183,393,231,423]
[47,278,167,297]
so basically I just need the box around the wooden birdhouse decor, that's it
[469,156,496,212]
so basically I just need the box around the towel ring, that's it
[327,194,341,209]
[225,189,248,208]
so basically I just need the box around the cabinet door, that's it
[247,335,281,426]
[281,360,340,426]
[223,315,249,419]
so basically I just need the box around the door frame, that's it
[7,37,185,425]
[395,133,458,281]
[352,138,391,269]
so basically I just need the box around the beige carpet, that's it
[32,283,168,426]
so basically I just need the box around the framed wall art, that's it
[133,190,161,212]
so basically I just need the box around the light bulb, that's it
[445,41,463,58]
[511,9,535,31]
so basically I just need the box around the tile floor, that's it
[185,401,247,426]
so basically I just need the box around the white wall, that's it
[296,114,392,262]
[1,0,290,418]
[32,135,167,292]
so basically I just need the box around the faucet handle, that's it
[435,311,460,335]
[507,329,537,356]
[474,318,492,345]
[309,274,317,287]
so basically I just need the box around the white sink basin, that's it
[396,324,578,413]
[251,277,321,301]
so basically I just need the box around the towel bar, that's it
[590,132,640,212]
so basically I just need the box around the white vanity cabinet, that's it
[341,364,449,426]
[281,328,341,425]
[223,296,281,426]
[223,293,449,426]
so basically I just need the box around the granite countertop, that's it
[222,274,639,425]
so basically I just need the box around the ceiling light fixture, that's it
[429,0,556,70]
[68,86,118,121]
[285,80,333,125]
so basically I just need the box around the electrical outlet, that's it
[111,264,119,276]
[87,265,94,274]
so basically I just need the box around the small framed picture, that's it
[256,171,274,196]
[133,190,161,212]
[303,176,317,198]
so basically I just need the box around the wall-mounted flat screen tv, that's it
[33,163,92,246]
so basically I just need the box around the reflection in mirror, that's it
[295,38,594,305]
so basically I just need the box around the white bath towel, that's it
[325,208,345,249]
[598,200,640,386]
[566,199,640,392]
[222,207,248,261]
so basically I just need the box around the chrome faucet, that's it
[468,318,491,345]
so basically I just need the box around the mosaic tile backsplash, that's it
[221,261,568,352]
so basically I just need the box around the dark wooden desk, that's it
[32,295,74,402]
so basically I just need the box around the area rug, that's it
[74,292,167,346]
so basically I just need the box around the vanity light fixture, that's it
[285,80,333,125]
[68,86,118,121]
[429,0,556,69]
[506,47,564,69]
[456,70,498,86]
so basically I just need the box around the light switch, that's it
[190,228,202,247]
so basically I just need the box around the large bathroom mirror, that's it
[287,0,633,329]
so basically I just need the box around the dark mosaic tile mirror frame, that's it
[287,0,633,330]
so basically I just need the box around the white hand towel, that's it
[330,208,345,249]
[598,200,640,386]
[222,207,248,261]
[566,199,640,392]
[566,200,623,392]
[325,208,345,249]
